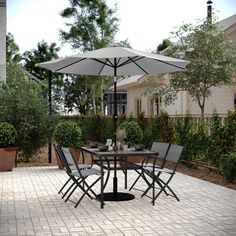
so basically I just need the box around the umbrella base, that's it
[97,192,135,202]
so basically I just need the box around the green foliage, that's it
[136,112,146,131]
[206,111,236,166]
[174,115,209,161]
[23,41,63,113]
[0,122,17,148]
[219,152,236,182]
[0,64,54,161]
[53,121,82,148]
[100,118,114,143]
[223,111,236,150]
[156,39,172,52]
[118,121,143,146]
[206,113,224,165]
[63,76,93,115]
[6,33,22,63]
[60,0,119,51]
[23,40,60,81]
[160,16,236,115]
[152,111,174,142]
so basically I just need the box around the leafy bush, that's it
[0,64,55,161]
[118,120,143,146]
[0,122,17,148]
[206,111,236,167]
[152,111,174,142]
[219,152,236,182]
[174,115,209,161]
[99,117,114,143]
[53,121,82,148]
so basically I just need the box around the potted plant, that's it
[118,121,144,167]
[116,129,127,150]
[53,121,83,169]
[0,122,18,171]
[118,121,143,147]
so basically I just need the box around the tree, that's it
[63,76,93,114]
[23,40,60,80]
[6,33,22,64]
[59,0,119,51]
[59,0,119,114]
[23,41,65,112]
[156,39,172,53]
[0,63,56,161]
[163,17,236,116]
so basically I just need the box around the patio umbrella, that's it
[38,43,189,145]
[38,43,189,202]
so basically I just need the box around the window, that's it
[135,98,142,116]
[148,98,154,117]
[155,96,162,115]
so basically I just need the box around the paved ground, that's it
[0,166,236,236]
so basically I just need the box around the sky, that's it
[7,0,236,57]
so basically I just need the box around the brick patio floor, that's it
[0,166,236,236]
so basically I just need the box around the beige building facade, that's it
[0,0,6,84]
[117,14,236,117]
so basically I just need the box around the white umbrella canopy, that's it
[38,44,189,76]
[38,43,189,145]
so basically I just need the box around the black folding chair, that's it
[54,144,89,198]
[142,144,184,205]
[129,142,171,192]
[59,146,105,208]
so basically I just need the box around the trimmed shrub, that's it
[219,152,236,182]
[0,122,17,148]
[53,121,82,148]
[118,120,143,146]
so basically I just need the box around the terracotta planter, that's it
[54,146,80,170]
[0,147,17,171]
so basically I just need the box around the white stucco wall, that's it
[126,86,145,116]
[0,0,6,83]
[126,85,235,117]
[187,86,235,115]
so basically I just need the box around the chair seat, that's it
[72,168,102,178]
[144,166,172,174]
[69,164,90,171]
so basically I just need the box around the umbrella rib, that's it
[92,58,114,67]
[153,58,186,70]
[120,56,186,72]
[54,58,87,72]
[97,58,110,75]
[127,57,148,74]
[118,56,141,67]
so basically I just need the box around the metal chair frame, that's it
[129,142,171,192]
[142,144,184,205]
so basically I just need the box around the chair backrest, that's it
[54,144,66,167]
[165,144,184,164]
[61,147,75,166]
[151,142,171,160]
[54,144,72,173]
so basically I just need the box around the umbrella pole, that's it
[48,71,52,163]
[113,76,117,147]
[113,62,118,196]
